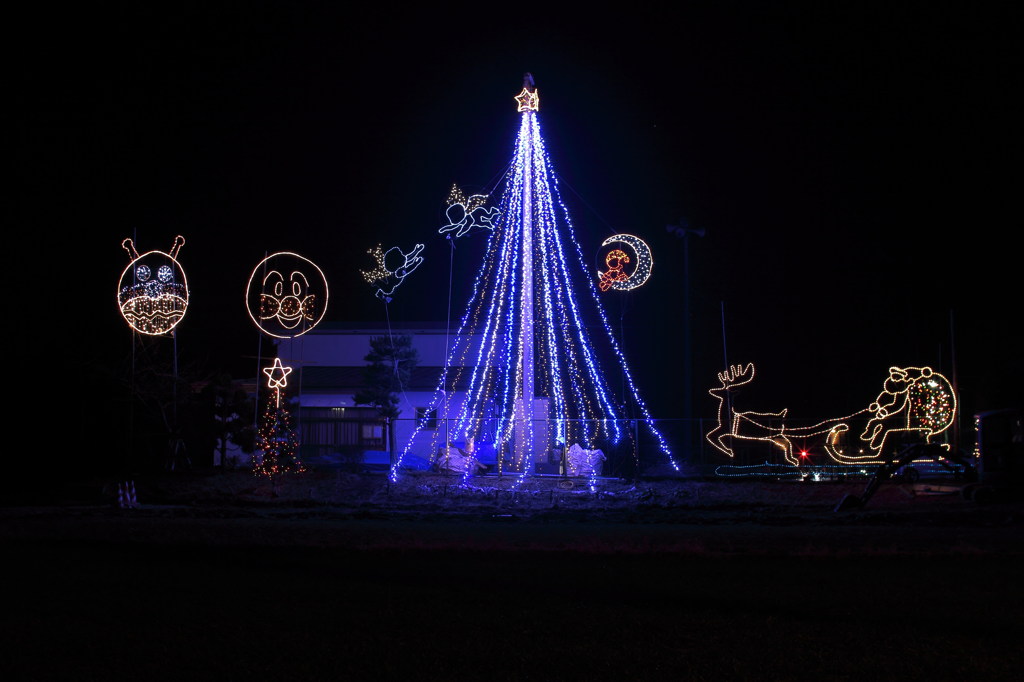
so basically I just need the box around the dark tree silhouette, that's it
[197,373,256,468]
[353,335,419,457]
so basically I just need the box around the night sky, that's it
[20,4,1019,440]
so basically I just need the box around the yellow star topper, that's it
[514,87,539,112]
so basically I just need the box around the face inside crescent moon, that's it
[597,234,653,291]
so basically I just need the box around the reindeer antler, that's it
[718,362,755,388]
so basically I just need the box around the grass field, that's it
[2,471,1021,680]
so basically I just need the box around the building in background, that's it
[274,322,476,468]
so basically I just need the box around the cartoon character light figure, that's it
[117,235,189,335]
[245,252,329,339]
[598,248,631,292]
[259,270,316,330]
[596,234,654,292]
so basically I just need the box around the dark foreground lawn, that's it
[2,471,1022,680]
[3,528,1022,681]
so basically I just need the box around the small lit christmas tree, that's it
[255,358,305,479]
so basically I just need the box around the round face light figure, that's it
[117,236,189,335]
[246,252,329,338]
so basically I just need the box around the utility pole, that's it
[667,219,705,459]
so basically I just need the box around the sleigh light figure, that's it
[705,363,956,466]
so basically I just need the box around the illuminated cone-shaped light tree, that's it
[255,358,305,480]
[392,74,677,480]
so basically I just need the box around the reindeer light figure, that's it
[705,363,956,466]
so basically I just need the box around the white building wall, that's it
[275,327,462,368]
[271,325,483,461]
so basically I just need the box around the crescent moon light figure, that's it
[598,234,653,291]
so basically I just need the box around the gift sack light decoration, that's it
[118,235,189,335]
[245,252,329,339]
[705,363,956,466]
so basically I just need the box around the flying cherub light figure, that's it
[438,184,500,239]
[360,243,425,302]
[705,363,956,466]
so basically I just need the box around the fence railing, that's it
[294,414,961,477]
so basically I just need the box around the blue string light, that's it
[391,96,678,482]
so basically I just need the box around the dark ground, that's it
[2,471,1022,681]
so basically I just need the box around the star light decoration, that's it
[514,87,539,112]
[255,357,304,479]
[263,357,293,407]
[705,363,956,466]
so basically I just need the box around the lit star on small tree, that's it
[254,360,304,480]
[263,357,293,406]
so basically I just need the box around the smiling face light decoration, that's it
[118,235,189,335]
[245,252,329,338]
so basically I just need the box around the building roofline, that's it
[284,321,460,335]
